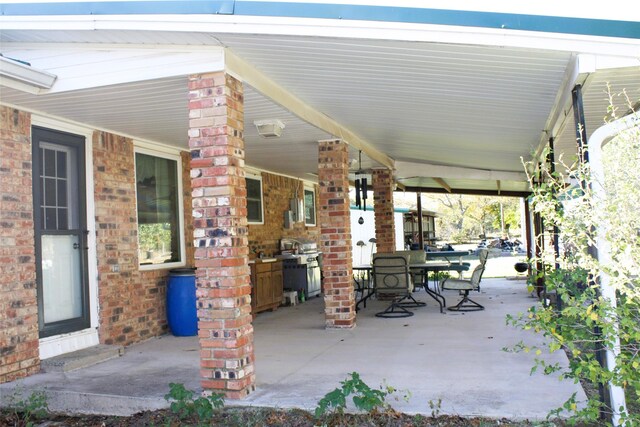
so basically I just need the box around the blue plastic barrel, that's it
[167,268,197,336]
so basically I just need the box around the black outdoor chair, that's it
[372,253,425,318]
[440,249,488,311]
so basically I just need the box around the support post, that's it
[547,137,561,269]
[533,211,545,298]
[416,192,424,250]
[523,197,533,271]
[318,139,355,329]
[372,169,396,253]
[573,83,611,421]
[188,71,255,398]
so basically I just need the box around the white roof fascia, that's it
[2,0,640,21]
[0,56,57,94]
[1,45,225,93]
[2,14,640,57]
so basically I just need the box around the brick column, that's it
[318,139,355,328]
[0,106,39,383]
[372,169,396,253]
[188,72,254,398]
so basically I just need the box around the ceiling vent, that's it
[254,119,285,138]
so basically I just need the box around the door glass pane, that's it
[58,208,68,230]
[44,148,56,176]
[40,144,77,230]
[45,208,57,230]
[56,150,67,178]
[44,177,56,206]
[41,235,83,323]
[57,180,67,206]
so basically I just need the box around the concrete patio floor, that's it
[0,278,586,420]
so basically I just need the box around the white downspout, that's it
[588,113,638,426]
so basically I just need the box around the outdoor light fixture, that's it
[254,119,285,138]
[0,55,57,92]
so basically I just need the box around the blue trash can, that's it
[167,268,197,336]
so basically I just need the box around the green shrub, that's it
[164,383,224,423]
[314,372,401,418]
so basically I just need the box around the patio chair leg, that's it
[375,301,414,318]
[447,290,484,312]
[397,294,426,308]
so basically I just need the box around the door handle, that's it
[73,243,80,249]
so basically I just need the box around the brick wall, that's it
[318,139,355,328]
[247,172,319,257]
[93,132,194,346]
[0,106,40,383]
[372,169,396,253]
[188,71,255,398]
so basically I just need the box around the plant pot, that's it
[514,262,529,273]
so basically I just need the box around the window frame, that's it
[304,185,316,226]
[134,145,186,271]
[246,173,264,225]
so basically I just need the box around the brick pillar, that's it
[0,106,40,383]
[188,72,255,398]
[318,139,355,329]
[372,169,396,253]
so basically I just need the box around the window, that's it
[135,151,184,267]
[304,187,316,226]
[246,175,263,223]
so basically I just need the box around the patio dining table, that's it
[425,250,471,263]
[353,261,450,313]
[426,250,472,278]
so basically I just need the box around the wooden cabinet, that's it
[250,260,283,314]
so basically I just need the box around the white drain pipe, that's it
[588,113,638,426]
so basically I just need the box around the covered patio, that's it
[0,2,638,418]
[0,278,585,419]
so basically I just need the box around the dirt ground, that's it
[0,407,598,427]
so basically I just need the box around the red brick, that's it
[93,132,194,347]
[0,106,40,384]
[189,72,255,397]
[372,169,396,253]
[318,140,355,329]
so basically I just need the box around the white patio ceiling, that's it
[1,28,638,194]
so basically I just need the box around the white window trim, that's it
[134,145,186,271]
[246,172,264,225]
[304,185,317,226]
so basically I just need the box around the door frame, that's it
[32,116,99,358]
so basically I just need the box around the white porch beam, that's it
[433,177,452,193]
[224,49,395,170]
[395,160,527,182]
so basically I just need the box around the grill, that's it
[279,238,322,298]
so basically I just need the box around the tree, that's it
[432,194,521,243]
[508,90,640,426]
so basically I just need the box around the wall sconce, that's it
[254,119,285,138]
